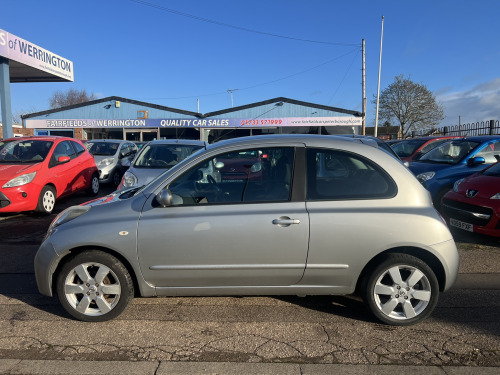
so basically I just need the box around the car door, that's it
[137,146,309,288]
[48,140,80,196]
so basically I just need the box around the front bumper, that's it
[34,239,60,297]
[442,195,500,237]
[0,184,42,213]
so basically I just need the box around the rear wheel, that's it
[35,185,56,215]
[87,173,100,196]
[363,254,439,326]
[56,251,134,322]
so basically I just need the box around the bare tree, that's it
[13,107,38,124]
[375,75,444,137]
[49,89,97,109]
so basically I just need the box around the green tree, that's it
[49,88,97,109]
[375,75,444,137]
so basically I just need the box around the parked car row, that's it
[388,135,500,237]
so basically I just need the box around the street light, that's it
[227,89,238,108]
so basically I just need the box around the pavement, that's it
[0,360,499,375]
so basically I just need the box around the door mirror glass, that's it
[156,189,173,207]
[467,156,485,167]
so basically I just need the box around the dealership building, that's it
[22,96,363,143]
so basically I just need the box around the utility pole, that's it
[227,89,238,108]
[374,15,384,138]
[362,39,366,135]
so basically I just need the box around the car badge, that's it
[230,168,236,172]
[466,189,479,198]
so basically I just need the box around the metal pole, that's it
[374,16,384,138]
[0,57,13,139]
[362,39,366,135]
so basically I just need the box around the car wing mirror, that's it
[467,156,485,167]
[57,155,71,164]
[156,189,173,207]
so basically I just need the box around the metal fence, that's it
[413,119,499,138]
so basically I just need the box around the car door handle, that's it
[272,217,301,226]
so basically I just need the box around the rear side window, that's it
[306,148,397,200]
[72,141,86,156]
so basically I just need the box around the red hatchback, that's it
[0,136,99,214]
[390,136,458,162]
[441,161,500,237]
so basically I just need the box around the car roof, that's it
[1,136,73,142]
[145,139,206,146]
[87,139,128,143]
[208,134,382,150]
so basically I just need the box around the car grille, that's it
[0,192,11,208]
[442,198,493,226]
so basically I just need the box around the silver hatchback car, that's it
[35,135,459,325]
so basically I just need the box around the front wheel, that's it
[35,185,56,215]
[111,170,122,187]
[56,251,134,322]
[363,254,439,326]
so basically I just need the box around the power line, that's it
[327,50,360,105]
[141,48,359,102]
[129,0,359,47]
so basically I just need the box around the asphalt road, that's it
[0,187,499,369]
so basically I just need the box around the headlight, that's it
[121,171,138,188]
[453,178,465,192]
[250,162,262,173]
[491,193,500,199]
[98,158,114,168]
[416,171,435,183]
[45,205,91,239]
[2,172,36,188]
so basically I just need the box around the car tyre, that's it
[56,250,134,322]
[86,173,100,196]
[363,254,439,326]
[35,185,56,215]
[111,170,121,187]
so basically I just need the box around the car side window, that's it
[475,141,500,163]
[168,147,295,206]
[306,148,397,200]
[50,141,77,167]
[72,141,86,156]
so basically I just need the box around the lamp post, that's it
[374,16,384,138]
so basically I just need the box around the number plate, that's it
[449,218,473,232]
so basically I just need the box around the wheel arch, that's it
[356,246,447,294]
[51,245,148,298]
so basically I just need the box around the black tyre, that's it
[56,250,134,322]
[86,173,100,196]
[35,185,56,215]
[363,254,439,326]
[111,170,121,187]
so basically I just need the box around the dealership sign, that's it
[25,116,362,129]
[0,28,74,81]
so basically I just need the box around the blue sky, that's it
[2,0,499,127]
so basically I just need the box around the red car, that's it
[390,136,458,162]
[0,136,99,215]
[441,161,500,237]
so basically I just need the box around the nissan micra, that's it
[34,135,459,325]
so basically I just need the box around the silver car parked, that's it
[85,139,138,186]
[118,139,206,190]
[35,135,459,325]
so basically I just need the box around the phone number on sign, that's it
[241,119,283,126]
